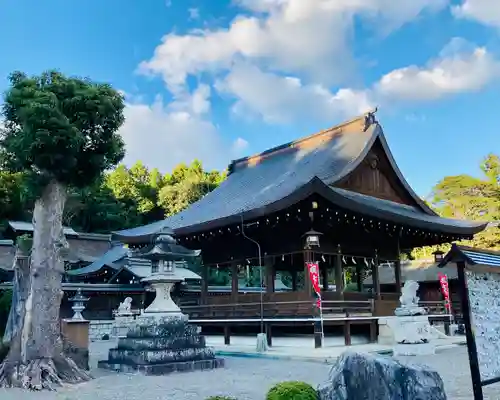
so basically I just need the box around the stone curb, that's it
[215,341,466,364]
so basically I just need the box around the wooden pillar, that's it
[291,269,298,291]
[394,258,402,294]
[356,265,363,292]
[141,290,146,310]
[265,323,273,347]
[265,256,275,293]
[335,245,344,295]
[395,237,403,294]
[321,258,328,291]
[231,261,239,302]
[344,320,351,346]
[303,250,312,295]
[369,320,377,343]
[201,265,209,305]
[224,325,231,345]
[372,251,381,300]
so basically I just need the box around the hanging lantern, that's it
[303,230,323,249]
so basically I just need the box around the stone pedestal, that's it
[98,316,224,375]
[61,319,90,370]
[112,315,135,338]
[388,315,435,356]
[142,275,183,318]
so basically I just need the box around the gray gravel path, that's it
[0,343,498,399]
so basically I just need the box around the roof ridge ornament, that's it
[363,107,378,131]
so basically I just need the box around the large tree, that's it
[0,71,125,389]
[410,154,500,259]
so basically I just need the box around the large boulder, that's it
[318,351,447,400]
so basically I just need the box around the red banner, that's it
[307,262,321,295]
[438,272,451,312]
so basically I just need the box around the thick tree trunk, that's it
[0,181,91,390]
[2,248,30,344]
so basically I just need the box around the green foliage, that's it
[158,160,225,216]
[412,153,500,259]
[0,290,12,337]
[266,381,318,400]
[1,70,125,191]
[63,178,142,233]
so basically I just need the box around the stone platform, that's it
[98,358,224,375]
[98,316,224,375]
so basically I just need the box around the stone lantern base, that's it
[98,316,224,375]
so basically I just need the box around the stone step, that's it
[117,336,206,351]
[98,358,225,375]
[108,347,216,365]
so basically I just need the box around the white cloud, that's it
[213,38,500,122]
[139,0,445,91]
[374,38,500,101]
[452,0,500,28]
[231,137,249,154]
[188,8,200,20]
[118,88,241,173]
[215,63,372,124]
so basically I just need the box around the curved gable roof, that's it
[112,111,487,238]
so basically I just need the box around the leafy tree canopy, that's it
[0,70,125,191]
[410,154,500,258]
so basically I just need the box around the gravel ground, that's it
[0,342,498,399]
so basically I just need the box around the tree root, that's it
[0,354,92,391]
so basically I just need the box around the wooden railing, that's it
[181,299,374,320]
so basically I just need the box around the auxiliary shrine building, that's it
[0,110,488,343]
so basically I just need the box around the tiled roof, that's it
[112,111,487,237]
[440,244,500,268]
[114,113,379,237]
[329,188,486,234]
[66,245,126,276]
[8,221,78,236]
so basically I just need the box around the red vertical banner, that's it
[307,262,321,294]
[307,262,322,309]
[438,272,452,312]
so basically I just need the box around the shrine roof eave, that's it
[66,246,127,276]
[111,220,175,245]
[173,177,488,237]
[439,244,500,269]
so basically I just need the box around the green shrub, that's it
[205,397,236,400]
[101,334,110,340]
[266,381,318,400]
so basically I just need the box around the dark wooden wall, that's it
[336,138,420,207]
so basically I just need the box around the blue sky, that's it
[1,0,500,197]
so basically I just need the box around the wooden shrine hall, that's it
[112,110,487,345]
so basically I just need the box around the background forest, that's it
[0,154,498,258]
